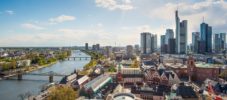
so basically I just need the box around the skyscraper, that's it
[175,10,187,54]
[220,33,226,50]
[192,32,200,53]
[200,22,212,53]
[141,32,151,54]
[214,33,226,52]
[175,10,180,54]
[153,34,157,51]
[165,29,174,44]
[126,45,133,58]
[161,35,166,53]
[165,29,175,54]
[140,32,156,54]
[85,43,89,50]
[168,38,176,54]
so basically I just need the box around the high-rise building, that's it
[179,20,187,54]
[220,33,226,50]
[126,45,133,58]
[175,10,187,54]
[134,44,140,55]
[200,22,212,53]
[192,32,200,53]
[85,43,89,50]
[140,32,156,54]
[168,38,176,54]
[141,32,151,54]
[153,34,157,51]
[214,33,226,52]
[165,29,174,54]
[165,29,174,44]
[96,44,100,51]
[161,35,166,53]
[175,10,180,54]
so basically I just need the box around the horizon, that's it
[0,0,227,47]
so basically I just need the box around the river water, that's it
[0,50,90,100]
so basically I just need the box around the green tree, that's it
[47,86,78,100]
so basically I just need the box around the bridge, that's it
[15,71,68,83]
[66,56,92,61]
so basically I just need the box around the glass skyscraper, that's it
[200,22,212,53]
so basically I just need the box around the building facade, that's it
[175,10,187,54]
[200,22,212,53]
[192,32,200,53]
[141,32,156,54]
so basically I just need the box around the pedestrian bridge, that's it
[66,56,92,61]
[16,71,68,83]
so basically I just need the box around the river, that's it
[0,50,90,100]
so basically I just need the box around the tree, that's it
[131,60,139,68]
[11,60,17,69]
[47,85,78,100]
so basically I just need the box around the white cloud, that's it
[97,23,103,27]
[95,0,134,11]
[49,15,75,24]
[5,10,14,15]
[21,23,44,30]
[146,0,227,44]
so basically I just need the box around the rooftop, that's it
[195,62,220,68]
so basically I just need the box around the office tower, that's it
[96,44,100,51]
[200,22,212,53]
[192,32,200,53]
[214,34,220,52]
[220,33,226,50]
[179,20,187,54]
[214,33,226,52]
[140,32,156,54]
[175,10,180,53]
[165,29,174,54]
[153,34,157,51]
[92,44,96,51]
[85,43,89,50]
[134,44,140,55]
[105,46,112,58]
[141,32,151,54]
[175,10,187,54]
[126,45,133,58]
[168,38,176,54]
[165,29,174,44]
[161,35,166,53]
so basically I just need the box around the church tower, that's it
[187,55,196,82]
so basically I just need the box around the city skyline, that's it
[0,0,227,47]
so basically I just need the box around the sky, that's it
[0,0,227,47]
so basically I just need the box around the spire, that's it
[203,16,205,23]
[177,0,179,11]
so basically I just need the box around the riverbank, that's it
[1,61,58,79]
[78,50,104,75]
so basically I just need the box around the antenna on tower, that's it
[202,16,205,23]
[177,0,179,11]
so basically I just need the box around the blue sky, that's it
[0,0,227,47]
